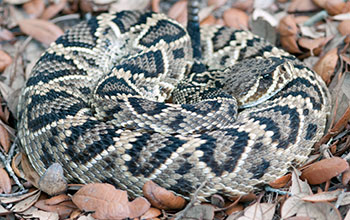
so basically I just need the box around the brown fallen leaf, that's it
[325,0,346,15]
[0,29,15,41]
[298,37,328,56]
[200,14,216,25]
[143,180,186,210]
[168,0,187,25]
[40,0,67,20]
[301,189,343,202]
[342,167,350,185]
[35,199,75,219]
[23,0,45,18]
[238,202,276,220]
[45,194,71,205]
[313,47,338,84]
[280,35,302,54]
[278,15,299,36]
[20,153,40,188]
[225,203,244,216]
[72,183,150,219]
[313,0,327,8]
[11,190,41,213]
[18,19,64,46]
[268,173,291,189]
[338,20,350,36]
[0,168,11,194]
[0,124,10,153]
[140,207,161,219]
[223,8,249,29]
[301,157,349,185]
[0,50,12,72]
[288,0,320,12]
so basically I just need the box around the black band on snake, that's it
[17,0,330,200]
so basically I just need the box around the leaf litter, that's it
[1,0,350,219]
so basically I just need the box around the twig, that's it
[174,180,207,220]
[265,186,291,196]
[0,141,26,192]
[303,10,328,27]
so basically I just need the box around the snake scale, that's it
[17,2,330,201]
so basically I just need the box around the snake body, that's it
[17,10,330,200]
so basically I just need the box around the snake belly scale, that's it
[17,10,330,200]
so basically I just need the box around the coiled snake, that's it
[17,3,330,200]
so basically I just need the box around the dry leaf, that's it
[168,0,187,25]
[223,8,249,29]
[0,124,10,153]
[288,0,320,12]
[301,157,349,185]
[31,210,59,220]
[338,20,350,36]
[225,203,244,215]
[143,180,186,210]
[18,19,64,45]
[268,173,291,189]
[35,199,75,219]
[232,0,254,11]
[0,168,11,194]
[23,0,45,18]
[151,0,160,12]
[278,15,299,36]
[237,202,275,220]
[21,153,40,188]
[302,189,343,202]
[0,189,39,204]
[313,47,338,84]
[342,167,350,185]
[0,50,12,72]
[298,37,327,56]
[72,183,150,219]
[280,35,302,53]
[0,29,15,41]
[40,0,67,20]
[38,163,67,195]
[45,194,71,206]
[201,14,216,25]
[140,207,161,219]
[11,190,41,213]
[325,0,346,15]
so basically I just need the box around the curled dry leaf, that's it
[278,15,299,36]
[280,35,302,54]
[72,183,150,219]
[268,173,291,189]
[40,0,67,20]
[225,203,244,215]
[0,168,11,194]
[38,163,67,195]
[45,194,71,205]
[338,20,350,36]
[143,180,186,210]
[151,0,160,12]
[20,153,40,188]
[313,47,338,84]
[325,0,346,15]
[208,0,227,9]
[301,157,349,185]
[23,0,45,18]
[223,8,249,29]
[18,19,64,46]
[0,50,12,72]
[0,124,11,153]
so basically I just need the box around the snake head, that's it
[221,56,295,109]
